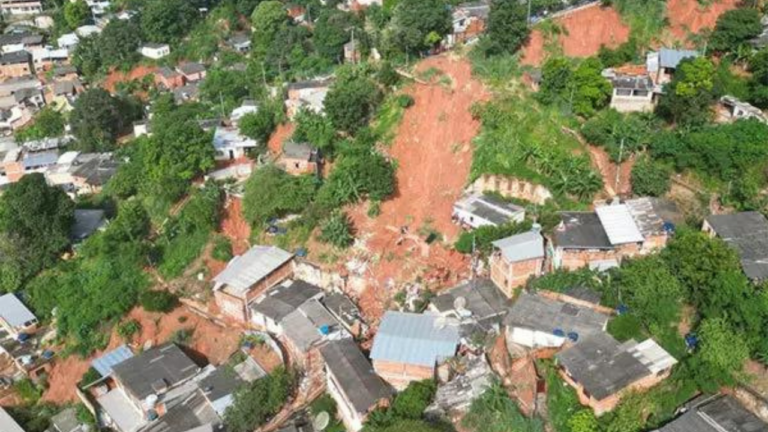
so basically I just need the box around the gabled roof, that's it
[51,407,83,432]
[250,279,323,322]
[282,299,340,352]
[213,246,293,296]
[504,291,608,338]
[595,204,644,245]
[492,230,544,262]
[706,212,768,281]
[282,141,314,160]
[0,293,36,328]
[111,343,200,400]
[319,339,392,415]
[657,394,768,432]
[370,312,460,367]
[0,50,30,65]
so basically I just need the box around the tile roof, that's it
[595,204,644,245]
[213,246,293,297]
[492,230,544,262]
[0,293,36,328]
[370,312,460,367]
[111,343,200,400]
[504,291,608,338]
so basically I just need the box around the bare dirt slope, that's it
[667,0,740,40]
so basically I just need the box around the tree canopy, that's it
[483,0,530,55]
[388,0,451,54]
[141,0,200,44]
[69,89,140,152]
[709,8,762,54]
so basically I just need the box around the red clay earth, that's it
[667,0,740,41]
[268,122,295,155]
[588,145,634,197]
[42,306,240,404]
[521,4,630,66]
[349,55,487,322]
[103,65,158,94]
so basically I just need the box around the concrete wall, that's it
[469,175,552,205]
[373,359,434,390]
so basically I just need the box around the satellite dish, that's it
[313,412,330,431]
[453,296,467,311]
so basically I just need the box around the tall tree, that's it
[656,57,716,127]
[99,19,141,68]
[324,67,382,134]
[251,1,289,58]
[141,0,199,44]
[314,9,358,62]
[484,0,530,55]
[709,7,762,54]
[70,89,138,152]
[388,0,451,54]
[64,0,90,29]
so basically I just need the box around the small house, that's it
[71,209,106,242]
[429,279,508,337]
[370,311,460,389]
[57,33,79,50]
[227,33,251,53]
[0,293,37,337]
[446,2,490,47]
[155,66,184,89]
[140,43,170,60]
[213,245,294,322]
[0,50,34,78]
[176,61,206,83]
[719,95,768,124]
[646,48,699,84]
[285,78,332,118]
[50,407,87,432]
[212,126,259,160]
[0,32,43,54]
[230,99,258,125]
[281,141,318,176]
[452,192,525,229]
[250,279,324,333]
[556,333,677,415]
[172,82,200,103]
[490,228,545,296]
[703,211,768,283]
[69,152,120,195]
[608,74,655,113]
[655,394,768,432]
[320,339,392,431]
[0,0,43,15]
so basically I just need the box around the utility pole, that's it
[527,0,533,27]
[614,138,625,194]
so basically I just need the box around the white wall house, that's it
[212,126,258,161]
[140,44,170,60]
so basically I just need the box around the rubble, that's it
[425,354,494,421]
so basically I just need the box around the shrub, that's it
[117,319,141,341]
[319,211,355,248]
[170,328,194,346]
[396,94,414,108]
[139,290,178,313]
[631,158,671,197]
[212,236,234,261]
[607,314,646,342]
[14,379,42,404]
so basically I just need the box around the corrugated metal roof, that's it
[0,407,25,432]
[595,205,644,245]
[0,293,36,329]
[370,312,460,367]
[213,246,293,296]
[659,48,699,69]
[492,230,544,262]
[92,344,134,377]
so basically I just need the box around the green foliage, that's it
[388,0,451,54]
[14,108,66,143]
[608,0,667,48]
[170,328,194,345]
[72,35,102,78]
[581,110,658,162]
[316,152,396,208]
[462,380,544,432]
[6,404,60,432]
[631,157,671,197]
[293,108,337,153]
[709,7,762,54]
[212,235,234,261]
[141,0,200,44]
[607,313,646,342]
[139,290,178,312]
[656,57,716,127]
[391,379,436,420]
[597,37,640,68]
[224,366,295,432]
[568,410,598,432]
[251,1,290,58]
[0,174,74,291]
[117,319,141,341]
[540,361,580,432]
[537,57,611,117]
[70,89,140,152]
[325,66,383,134]
[243,165,317,226]
[99,19,142,70]
[372,420,450,432]
[483,0,530,55]
[319,211,355,248]
[455,220,533,255]
[64,0,90,29]
[13,378,42,405]
[79,367,101,387]
[694,317,750,389]
[200,69,252,114]
[527,267,603,294]
[239,101,281,146]
[314,9,360,62]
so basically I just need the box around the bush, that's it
[396,94,414,108]
[14,379,42,404]
[170,328,194,346]
[631,158,671,197]
[212,236,234,261]
[319,211,355,248]
[139,290,178,313]
[79,367,102,388]
[117,319,141,341]
[607,314,646,342]
[391,379,437,420]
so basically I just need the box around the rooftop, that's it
[706,211,768,281]
[250,279,322,322]
[556,333,676,401]
[282,299,341,352]
[625,197,668,237]
[657,394,768,432]
[92,344,134,377]
[453,193,525,226]
[139,388,220,432]
[0,50,30,64]
[71,209,106,241]
[611,75,653,91]
[0,293,36,329]
[98,388,146,432]
[213,246,293,297]
[322,292,362,329]
[282,141,314,160]
[319,339,392,415]
[505,291,608,339]
[659,48,700,69]
[51,407,83,432]
[370,311,460,367]
[111,343,200,400]
[595,204,644,245]
[213,126,259,149]
[177,62,206,76]
[555,212,612,250]
[431,279,508,324]
[0,407,24,432]
[492,230,544,263]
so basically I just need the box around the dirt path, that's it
[666,0,739,41]
[268,123,295,155]
[521,4,630,66]
[587,146,634,198]
[349,55,486,322]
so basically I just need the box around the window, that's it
[616,88,632,96]
[633,89,649,97]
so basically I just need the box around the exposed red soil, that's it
[348,55,486,322]
[667,0,739,40]
[220,197,251,255]
[588,145,634,197]
[42,305,240,404]
[521,4,630,66]
[268,123,295,155]
[103,65,158,94]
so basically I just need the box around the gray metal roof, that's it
[319,339,392,415]
[659,48,699,69]
[112,343,200,400]
[492,230,544,262]
[612,75,653,90]
[370,312,460,367]
[139,388,220,432]
[0,407,25,432]
[625,197,667,237]
[250,279,323,322]
[71,209,106,241]
[51,408,82,432]
[0,293,36,329]
[177,62,206,76]
[657,394,768,432]
[706,212,768,281]
[282,299,339,352]
[22,150,58,169]
[555,212,613,250]
[563,286,602,305]
[198,365,245,403]
[282,141,313,160]
[213,246,293,296]
[92,344,134,377]
[322,292,361,329]
[505,291,608,338]
[431,279,508,323]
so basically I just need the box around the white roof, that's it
[213,246,293,296]
[0,407,25,432]
[213,127,259,149]
[57,151,80,165]
[97,388,146,432]
[75,25,101,37]
[595,204,644,245]
[57,33,79,47]
[0,293,37,329]
[632,339,678,374]
[492,230,544,262]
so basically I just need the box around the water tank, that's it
[568,332,579,342]
[553,328,565,337]
[319,325,330,335]
[145,394,159,409]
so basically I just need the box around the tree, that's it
[537,57,573,104]
[0,174,74,290]
[99,19,141,69]
[319,211,354,247]
[709,8,762,54]
[484,0,529,55]
[292,108,337,153]
[388,0,451,54]
[71,35,102,78]
[139,290,178,312]
[694,317,750,389]
[316,153,395,208]
[251,1,290,58]
[314,9,358,62]
[656,57,716,127]
[224,367,294,432]
[324,68,382,134]
[239,108,276,146]
[569,57,612,117]
[105,200,150,244]
[615,256,683,329]
[64,0,90,29]
[200,69,250,112]
[141,0,199,44]
[14,108,65,143]
[70,89,137,152]
[243,165,317,226]
[391,380,436,419]
[631,157,670,197]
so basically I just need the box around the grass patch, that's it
[540,360,581,432]
[371,94,408,146]
[156,229,210,279]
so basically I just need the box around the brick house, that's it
[0,50,34,78]
[445,3,489,47]
[176,62,206,83]
[213,246,294,322]
[556,333,677,415]
[155,67,184,89]
[490,228,545,296]
[370,312,460,390]
[280,141,318,176]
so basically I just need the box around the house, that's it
[155,66,184,89]
[655,394,768,432]
[285,79,332,118]
[281,141,318,176]
[323,292,366,338]
[425,354,493,421]
[230,99,258,125]
[0,50,34,78]
[212,126,259,160]
[227,33,251,53]
[505,291,609,350]
[75,25,101,38]
[429,279,508,337]
[489,228,545,296]
[719,95,768,124]
[553,198,671,270]
[556,333,677,415]
[320,339,393,431]
[0,0,43,15]
[50,407,87,432]
[133,121,150,137]
[646,48,699,84]
[0,407,24,432]
[69,152,120,195]
[446,2,490,47]
[452,192,525,229]
[250,279,323,333]
[30,46,69,70]
[71,209,106,242]
[370,311,461,389]
[57,33,79,50]
[213,245,294,322]
[140,43,170,60]
[703,211,768,282]
[0,292,38,337]
[0,32,43,54]
[198,356,265,416]
[176,62,206,83]
[172,82,200,103]
[608,74,655,113]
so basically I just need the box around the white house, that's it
[75,25,101,38]
[57,33,79,50]
[230,100,258,125]
[140,43,170,60]
[212,126,258,160]
[452,192,525,229]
